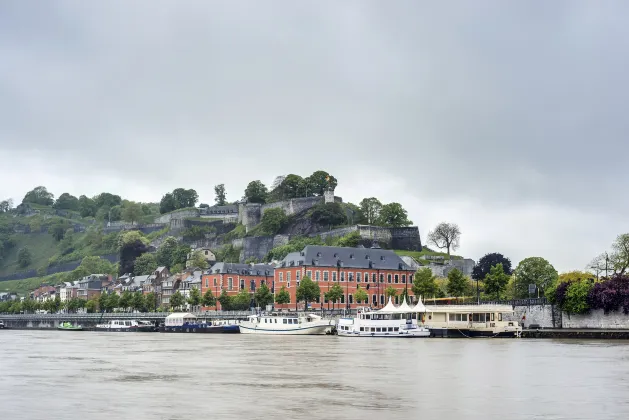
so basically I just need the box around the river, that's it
[1,331,628,419]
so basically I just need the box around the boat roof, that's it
[425,304,515,313]
[165,312,197,320]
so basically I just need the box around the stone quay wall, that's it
[154,209,199,224]
[562,309,629,329]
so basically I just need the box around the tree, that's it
[107,293,120,312]
[53,193,79,211]
[305,171,338,196]
[119,291,133,311]
[260,208,289,234]
[119,235,150,275]
[427,222,461,258]
[214,184,227,206]
[385,286,398,300]
[156,237,179,268]
[94,192,122,210]
[169,291,184,310]
[190,250,209,270]
[187,287,202,310]
[172,188,199,209]
[122,202,143,225]
[202,289,216,308]
[412,268,439,300]
[0,198,13,213]
[354,285,368,304]
[377,202,412,227]
[85,299,97,313]
[244,180,268,204]
[275,286,291,305]
[22,186,54,206]
[325,283,343,310]
[253,283,274,308]
[133,253,158,275]
[78,195,96,217]
[159,193,177,214]
[17,246,32,268]
[132,291,145,312]
[50,221,69,241]
[513,257,558,298]
[296,276,320,310]
[484,263,510,300]
[447,268,468,298]
[310,203,347,227]
[399,287,410,304]
[232,288,251,310]
[99,293,110,313]
[472,252,513,281]
[269,174,304,201]
[360,197,384,225]
[144,292,157,312]
[610,234,629,275]
[218,289,233,310]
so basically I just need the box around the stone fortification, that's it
[154,209,199,224]
[313,225,422,251]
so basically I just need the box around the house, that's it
[0,292,18,302]
[160,275,181,307]
[179,269,203,310]
[274,245,417,310]
[143,267,170,303]
[113,274,149,294]
[198,204,239,222]
[201,263,275,310]
[186,247,217,268]
[77,275,107,300]
[31,285,56,302]
[57,282,78,302]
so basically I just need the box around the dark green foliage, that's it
[244,180,268,204]
[304,170,337,196]
[182,225,217,241]
[447,268,469,297]
[214,184,227,206]
[22,186,54,206]
[483,263,510,300]
[202,289,216,307]
[260,208,289,235]
[78,195,97,217]
[169,291,185,309]
[159,193,177,214]
[473,252,513,280]
[309,202,347,227]
[17,246,32,268]
[377,202,412,227]
[275,286,291,304]
[215,244,241,263]
[296,275,320,308]
[133,253,158,275]
[412,268,439,299]
[218,289,233,310]
[119,239,150,275]
[159,188,198,214]
[254,283,273,308]
[359,198,382,225]
[49,221,70,241]
[335,231,361,248]
[54,193,79,211]
[93,193,122,210]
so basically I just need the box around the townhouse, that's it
[201,262,274,310]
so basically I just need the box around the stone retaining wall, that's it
[562,309,629,329]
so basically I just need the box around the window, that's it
[332,272,337,282]
[279,272,284,282]
[323,271,329,281]
[379,274,384,283]
[287,272,291,282]
[402,274,406,284]
[388,327,393,332]
[387,274,392,283]
[287,281,291,289]
[364,272,369,282]
[394,327,399,332]
[360,327,364,332]
[349,295,353,304]
[315,271,320,281]
[340,295,345,304]
[376,328,382,332]
[371,327,375,332]
[498,313,503,321]
[306,270,312,278]
[372,273,376,283]
[348,272,353,282]
[213,278,217,286]
[356,272,361,282]
[205,279,208,288]
[340,272,345,282]
[491,313,495,321]
[394,274,399,284]
[296,270,300,281]
[372,295,377,304]
[380,295,384,305]
[240,279,245,290]
[283,319,287,324]
[228,278,233,291]
[250,280,255,291]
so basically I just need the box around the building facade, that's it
[201,263,274,310]
[274,246,416,310]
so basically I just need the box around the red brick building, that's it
[201,263,275,310]
[274,245,416,310]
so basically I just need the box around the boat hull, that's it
[337,328,430,338]
[94,326,156,332]
[57,327,83,331]
[160,325,239,334]
[429,327,520,338]
[239,322,330,335]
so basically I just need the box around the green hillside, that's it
[394,248,463,265]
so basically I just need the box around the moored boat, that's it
[424,304,522,337]
[95,319,157,332]
[57,321,83,331]
[159,312,240,333]
[239,313,332,335]
[337,297,431,338]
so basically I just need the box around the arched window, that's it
[340,295,345,304]
[372,295,377,304]
[380,295,384,305]
[349,294,353,304]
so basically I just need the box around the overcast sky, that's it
[1,1,627,272]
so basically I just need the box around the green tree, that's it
[377,202,412,227]
[359,197,383,225]
[98,293,109,313]
[133,253,158,275]
[244,180,268,204]
[122,202,143,225]
[156,237,179,268]
[108,205,122,222]
[17,246,32,268]
[214,184,227,206]
[447,268,469,298]
[260,208,288,234]
[275,286,291,305]
[305,170,338,196]
[144,292,157,312]
[54,193,79,211]
[428,222,461,258]
[159,193,177,214]
[232,288,251,310]
[472,252,513,281]
[296,275,320,310]
[218,289,233,310]
[563,279,594,314]
[119,291,133,311]
[399,287,410,304]
[172,244,191,267]
[49,221,69,241]
[385,286,398,301]
[170,263,183,275]
[22,186,54,206]
[21,298,37,313]
[354,285,368,304]
[325,283,343,310]
[94,192,122,210]
[310,203,347,227]
[169,291,184,310]
[254,283,274,308]
[107,293,120,312]
[85,298,97,313]
[412,268,438,300]
[172,188,199,209]
[484,263,510,300]
[0,199,13,213]
[513,257,559,298]
[202,289,216,308]
[269,174,304,201]
[190,250,209,269]
[132,291,145,312]
[78,195,97,217]
[187,287,202,310]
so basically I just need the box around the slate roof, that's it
[279,246,412,271]
[209,262,274,276]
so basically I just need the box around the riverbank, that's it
[522,328,629,339]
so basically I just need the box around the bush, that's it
[309,202,347,227]
[260,208,289,235]
[17,246,32,268]
[587,274,629,314]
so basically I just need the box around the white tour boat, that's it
[337,297,431,338]
[95,319,157,332]
[239,313,333,335]
[425,304,522,338]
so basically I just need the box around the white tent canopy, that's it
[378,297,398,313]
[395,298,413,313]
[411,296,428,313]
[165,312,197,327]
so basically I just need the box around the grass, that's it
[394,249,463,263]
[184,217,222,223]
[0,273,66,296]
[0,234,60,275]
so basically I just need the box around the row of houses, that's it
[26,245,474,311]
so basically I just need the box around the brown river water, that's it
[1,330,628,420]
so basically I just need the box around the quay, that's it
[522,328,629,339]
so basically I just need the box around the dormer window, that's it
[317,252,322,257]
[349,254,354,259]
[380,256,385,261]
[333,253,338,258]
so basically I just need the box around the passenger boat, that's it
[159,312,240,333]
[425,304,522,337]
[337,297,431,338]
[57,321,83,331]
[239,313,332,335]
[94,319,157,332]
[0,320,6,329]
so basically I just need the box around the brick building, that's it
[274,245,416,310]
[201,263,274,310]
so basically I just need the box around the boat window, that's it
[360,327,364,332]
[366,315,371,320]
[376,327,381,332]
[498,313,503,321]
[370,328,375,332]
[486,313,491,321]
[394,327,399,332]
[449,313,455,321]
[283,319,287,324]
[491,313,495,321]
[388,327,393,332]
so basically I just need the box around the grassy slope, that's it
[0,234,59,275]
[394,249,463,265]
